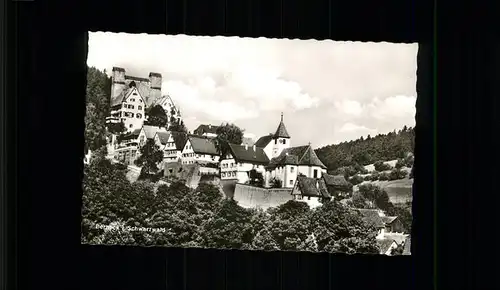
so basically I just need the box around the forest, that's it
[81,156,384,254]
[315,127,415,171]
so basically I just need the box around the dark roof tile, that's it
[357,209,386,228]
[295,175,331,198]
[194,124,219,135]
[269,145,326,169]
[322,173,352,190]
[228,144,270,165]
[188,135,219,155]
[171,131,188,150]
[254,134,274,147]
[156,132,170,145]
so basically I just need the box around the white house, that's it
[252,113,327,189]
[220,143,270,184]
[137,125,168,148]
[291,175,332,208]
[181,135,220,165]
[107,83,147,132]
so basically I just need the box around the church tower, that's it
[272,112,291,158]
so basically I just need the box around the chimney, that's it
[245,144,248,150]
[252,145,256,151]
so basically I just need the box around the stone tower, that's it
[111,67,126,106]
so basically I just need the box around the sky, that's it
[87,32,418,148]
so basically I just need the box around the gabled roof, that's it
[228,144,270,165]
[194,124,219,135]
[110,86,147,107]
[143,125,167,139]
[322,173,352,190]
[402,236,411,255]
[254,134,274,148]
[357,209,386,228]
[269,145,327,169]
[171,131,188,150]
[273,113,290,138]
[377,239,397,254]
[382,216,398,225]
[294,175,330,198]
[187,135,218,155]
[156,132,171,145]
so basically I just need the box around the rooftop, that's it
[294,175,330,198]
[254,134,274,148]
[228,144,270,165]
[273,113,290,138]
[194,124,219,135]
[269,145,327,169]
[188,135,219,155]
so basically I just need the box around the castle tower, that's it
[148,72,162,107]
[271,112,291,158]
[111,67,126,105]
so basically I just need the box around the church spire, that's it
[273,112,291,139]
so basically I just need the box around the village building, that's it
[193,124,219,138]
[181,135,220,166]
[220,144,270,183]
[110,67,162,110]
[322,173,353,198]
[137,125,168,147]
[356,209,406,240]
[291,175,332,208]
[107,82,147,132]
[377,239,399,256]
[151,94,182,126]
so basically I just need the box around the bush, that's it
[379,172,390,181]
[354,163,368,174]
[395,158,405,169]
[270,178,282,188]
[389,168,407,181]
[374,161,392,172]
[369,172,380,181]
[349,175,364,185]
[363,175,372,181]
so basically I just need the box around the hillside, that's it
[315,126,414,171]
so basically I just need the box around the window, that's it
[130,98,135,102]
[290,167,295,173]
[138,106,142,110]
[133,93,138,96]
[275,139,277,144]
[232,172,236,177]
[129,105,135,109]
[168,169,173,174]
[136,113,142,118]
[283,139,286,144]
[308,196,311,200]
[222,173,226,178]
[139,99,142,102]
[129,124,133,128]
[290,180,293,185]
[313,169,318,178]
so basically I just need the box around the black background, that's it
[4,0,490,289]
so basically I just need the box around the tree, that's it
[374,161,392,172]
[389,168,407,181]
[146,105,169,128]
[215,123,244,158]
[196,199,255,249]
[85,67,111,151]
[358,184,393,211]
[248,169,264,187]
[349,174,364,185]
[309,200,379,254]
[108,121,126,135]
[270,178,282,188]
[134,139,164,179]
[395,158,405,169]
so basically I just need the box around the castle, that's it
[106,67,181,132]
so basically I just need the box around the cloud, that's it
[88,33,417,145]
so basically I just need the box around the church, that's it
[221,113,328,189]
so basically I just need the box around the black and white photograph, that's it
[82,32,416,256]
